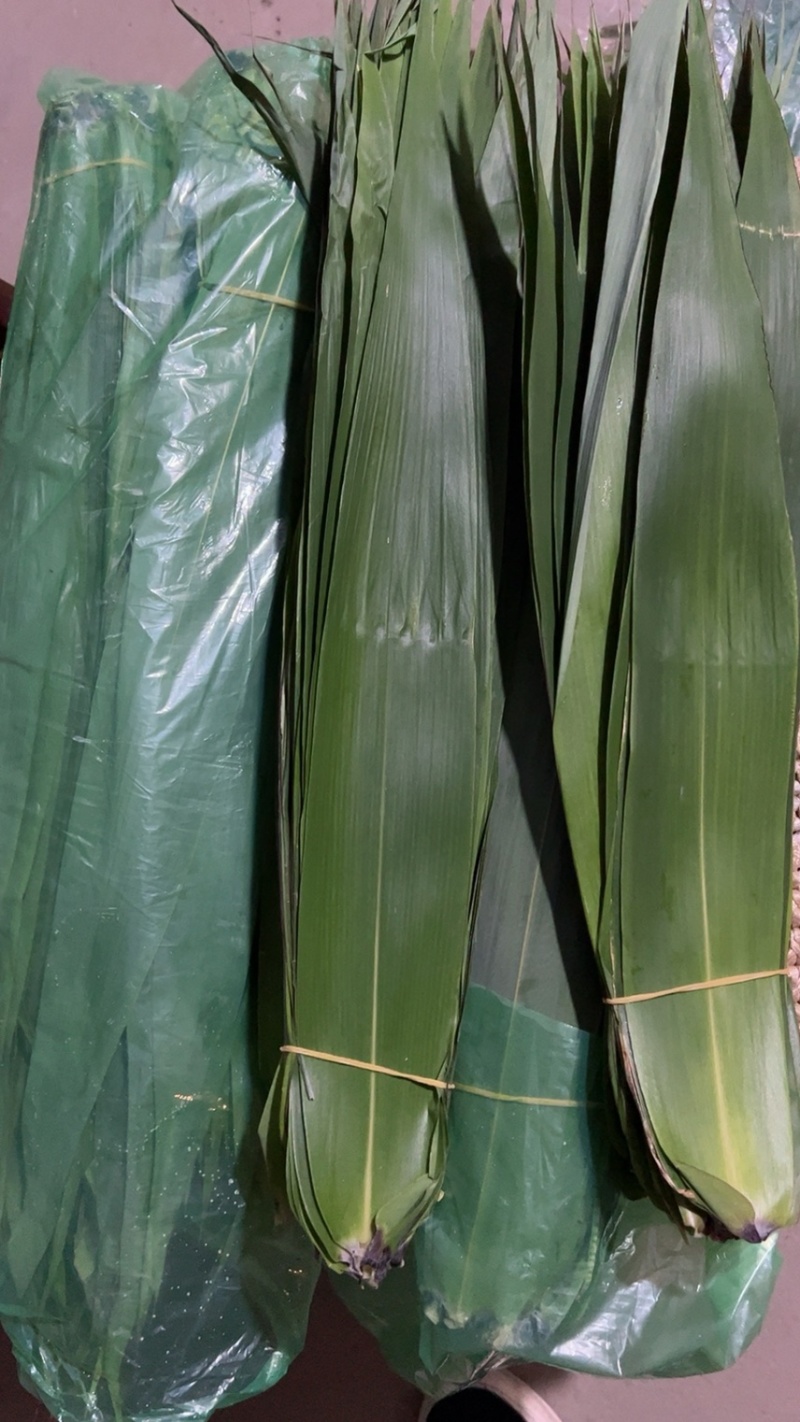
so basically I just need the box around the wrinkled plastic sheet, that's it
[0,45,325,1422]
[711,0,800,150]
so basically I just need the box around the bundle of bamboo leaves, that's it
[301,0,800,1381]
[260,0,800,1288]
[331,10,792,1378]
[0,72,184,1325]
[528,0,800,1242]
[0,51,325,1422]
[264,0,517,1284]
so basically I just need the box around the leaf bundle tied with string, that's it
[509,0,800,1242]
[266,0,505,1285]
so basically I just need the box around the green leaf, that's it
[553,0,689,941]
[614,0,800,1237]
[735,33,800,652]
[270,0,505,1282]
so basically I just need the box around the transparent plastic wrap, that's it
[341,1100,779,1394]
[0,45,327,1422]
[711,0,800,150]
[336,569,781,1393]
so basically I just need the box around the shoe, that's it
[419,1371,564,1422]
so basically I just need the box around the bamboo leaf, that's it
[553,0,689,940]
[613,0,800,1237]
[172,2,330,203]
[269,0,504,1282]
[735,32,800,644]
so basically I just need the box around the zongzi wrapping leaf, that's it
[600,0,800,1239]
[268,0,505,1283]
[0,48,324,1422]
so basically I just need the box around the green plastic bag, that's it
[0,45,326,1422]
[337,564,781,1391]
[711,0,800,152]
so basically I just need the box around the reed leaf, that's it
[553,0,688,940]
[268,0,505,1283]
[609,0,800,1237]
[734,31,800,628]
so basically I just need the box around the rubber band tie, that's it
[279,1045,596,1109]
[216,282,315,313]
[604,967,789,1007]
[44,157,150,184]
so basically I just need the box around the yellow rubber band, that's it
[454,1081,595,1109]
[281,1044,449,1092]
[280,1045,593,1108]
[215,282,315,314]
[43,157,150,185]
[604,967,790,1007]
